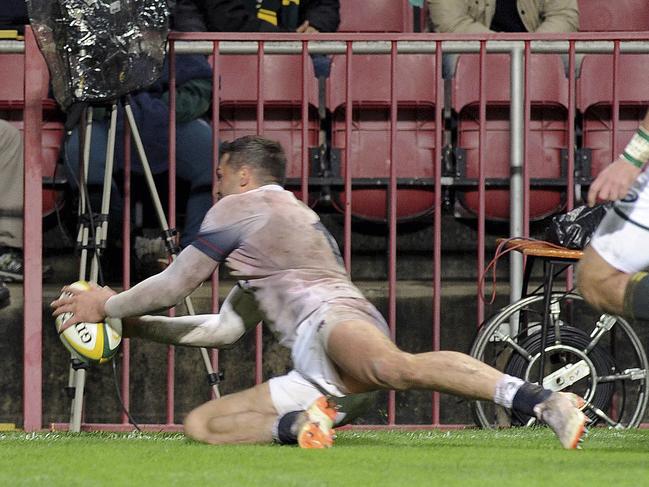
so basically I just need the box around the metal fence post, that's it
[509,43,525,312]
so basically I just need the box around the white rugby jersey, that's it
[191,185,367,347]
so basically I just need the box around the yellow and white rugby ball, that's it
[55,281,122,365]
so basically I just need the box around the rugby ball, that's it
[55,281,122,365]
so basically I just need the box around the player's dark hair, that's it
[220,136,287,185]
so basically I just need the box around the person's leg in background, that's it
[0,120,22,301]
[175,118,215,247]
[0,120,52,283]
[0,120,24,285]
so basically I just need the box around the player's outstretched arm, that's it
[52,246,218,329]
[123,283,264,348]
[588,110,649,206]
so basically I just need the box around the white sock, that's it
[493,374,525,409]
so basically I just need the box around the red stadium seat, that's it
[0,53,57,111]
[329,53,437,221]
[338,0,414,33]
[217,54,319,198]
[578,54,649,178]
[578,0,649,31]
[453,54,569,220]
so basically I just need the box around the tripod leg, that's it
[123,98,222,398]
[69,106,94,432]
[69,105,120,431]
[89,103,118,281]
[76,107,94,281]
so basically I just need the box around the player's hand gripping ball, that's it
[54,281,122,364]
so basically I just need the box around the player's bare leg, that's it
[326,320,501,399]
[183,383,278,444]
[325,319,586,449]
[577,245,633,317]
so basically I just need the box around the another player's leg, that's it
[578,244,647,320]
[577,241,649,321]
[578,168,649,320]
[325,319,586,449]
[183,383,278,444]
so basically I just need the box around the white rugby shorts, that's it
[591,169,649,273]
[268,298,389,419]
[268,370,329,417]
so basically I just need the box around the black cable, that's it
[51,158,74,247]
[112,359,142,432]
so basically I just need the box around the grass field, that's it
[1,428,648,486]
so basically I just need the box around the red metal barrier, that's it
[22,27,45,432]
[20,30,649,431]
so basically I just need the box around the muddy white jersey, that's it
[191,185,366,347]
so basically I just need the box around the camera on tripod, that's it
[28,0,169,110]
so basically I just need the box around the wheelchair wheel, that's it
[470,292,649,429]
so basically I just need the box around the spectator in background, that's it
[428,0,578,34]
[172,0,339,78]
[0,4,52,296]
[64,53,214,253]
[428,0,579,77]
[0,120,52,305]
[173,0,340,33]
[0,0,28,34]
[0,121,24,283]
[0,2,28,289]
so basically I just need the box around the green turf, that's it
[1,429,648,486]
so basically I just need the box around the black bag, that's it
[545,203,612,250]
[27,0,169,110]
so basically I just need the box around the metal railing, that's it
[13,29,649,431]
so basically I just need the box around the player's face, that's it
[215,154,241,199]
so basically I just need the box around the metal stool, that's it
[471,239,648,429]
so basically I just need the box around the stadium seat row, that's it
[217,50,649,222]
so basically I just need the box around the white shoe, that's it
[534,392,587,449]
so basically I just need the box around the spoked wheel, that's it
[470,292,648,429]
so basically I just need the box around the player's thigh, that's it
[326,319,407,392]
[578,244,630,311]
[578,244,623,284]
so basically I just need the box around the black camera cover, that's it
[27,0,169,110]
